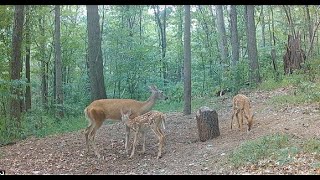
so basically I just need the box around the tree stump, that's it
[283,34,306,74]
[196,106,220,142]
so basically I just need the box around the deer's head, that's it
[149,85,168,100]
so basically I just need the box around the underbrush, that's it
[228,133,320,168]
[0,110,87,146]
[260,57,320,107]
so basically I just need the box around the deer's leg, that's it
[231,109,236,129]
[85,121,94,154]
[235,110,241,129]
[125,125,130,154]
[239,110,244,131]
[158,122,166,145]
[130,129,139,158]
[141,130,146,154]
[90,120,103,159]
[243,108,251,131]
[154,127,164,159]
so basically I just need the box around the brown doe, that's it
[231,94,254,132]
[84,85,167,159]
[120,109,166,159]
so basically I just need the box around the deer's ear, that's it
[152,85,157,89]
[149,85,156,91]
[120,108,124,116]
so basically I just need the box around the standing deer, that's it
[120,109,166,159]
[84,85,167,159]
[231,94,254,132]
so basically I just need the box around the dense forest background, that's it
[1,5,320,145]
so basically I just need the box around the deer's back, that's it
[128,110,164,129]
[233,94,251,110]
[87,99,146,120]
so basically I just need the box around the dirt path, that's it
[1,88,320,174]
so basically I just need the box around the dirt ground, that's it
[1,87,320,175]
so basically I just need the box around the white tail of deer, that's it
[120,109,166,159]
[231,94,254,132]
[84,85,167,159]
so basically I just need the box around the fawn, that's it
[231,94,254,132]
[120,109,166,159]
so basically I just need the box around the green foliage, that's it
[229,134,320,169]
[154,100,183,112]
[166,82,184,102]
[261,57,320,106]
[267,78,320,107]
[269,94,306,106]
[0,110,88,146]
[0,116,23,146]
[22,111,87,138]
[229,133,298,167]
[303,138,320,154]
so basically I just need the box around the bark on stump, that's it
[196,106,220,142]
[283,34,306,74]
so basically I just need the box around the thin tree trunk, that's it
[198,5,213,64]
[305,5,313,44]
[153,5,168,86]
[25,5,31,111]
[230,5,239,67]
[39,16,48,110]
[10,5,24,123]
[307,21,320,58]
[269,6,279,80]
[55,5,64,118]
[139,5,142,44]
[283,5,296,37]
[177,5,183,82]
[86,5,107,101]
[230,5,240,92]
[261,5,266,47]
[183,5,191,115]
[215,5,229,65]
[245,5,261,85]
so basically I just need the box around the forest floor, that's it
[1,87,320,175]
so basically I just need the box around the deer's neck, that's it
[140,93,156,114]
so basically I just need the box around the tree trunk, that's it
[10,5,24,123]
[216,5,229,65]
[196,106,220,142]
[307,21,320,58]
[38,16,48,111]
[177,5,183,82]
[283,5,296,38]
[245,5,261,85]
[153,5,168,86]
[230,5,240,92]
[305,5,313,44]
[271,48,279,80]
[55,5,64,118]
[25,5,31,111]
[269,6,279,81]
[261,5,266,47]
[86,5,107,101]
[183,5,191,115]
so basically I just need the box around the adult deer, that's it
[84,85,167,159]
[231,94,254,132]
